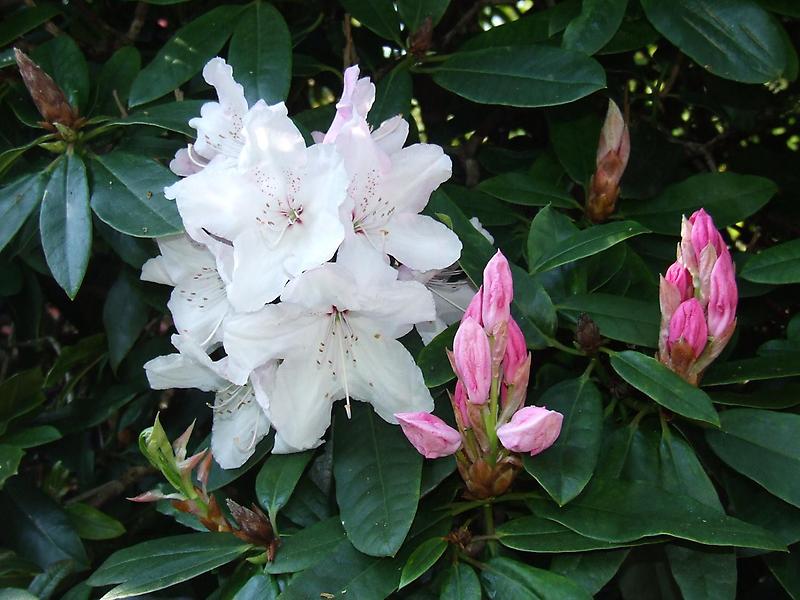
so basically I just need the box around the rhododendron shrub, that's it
[1,2,798,599]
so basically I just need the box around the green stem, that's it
[546,337,585,356]
[483,503,499,557]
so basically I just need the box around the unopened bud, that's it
[503,317,527,383]
[668,298,708,359]
[481,251,513,333]
[665,262,693,302]
[575,313,602,355]
[586,100,630,222]
[14,48,79,129]
[689,209,727,260]
[453,317,492,405]
[395,412,462,459]
[707,252,737,338]
[496,406,563,456]
[462,287,483,324]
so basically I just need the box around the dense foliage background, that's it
[1,0,800,598]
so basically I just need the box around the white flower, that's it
[320,69,461,272]
[169,57,250,176]
[141,235,232,348]
[165,102,349,311]
[144,335,273,469]
[223,245,436,452]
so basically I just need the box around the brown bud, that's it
[575,313,603,355]
[408,17,433,59]
[586,100,630,223]
[226,499,279,559]
[14,48,79,130]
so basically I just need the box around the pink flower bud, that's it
[668,298,708,358]
[503,317,527,384]
[679,216,698,275]
[496,406,563,456]
[453,317,492,405]
[665,262,693,302]
[481,251,513,332]
[452,381,470,428]
[689,209,727,259]
[462,286,483,324]
[707,252,737,338]
[395,412,462,459]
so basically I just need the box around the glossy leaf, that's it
[562,0,628,55]
[109,101,205,136]
[255,450,313,522]
[557,294,659,348]
[432,45,606,107]
[2,425,61,448]
[334,406,422,557]
[529,477,784,550]
[265,516,346,574]
[497,516,639,553]
[703,353,800,385]
[369,64,413,127]
[94,47,141,114]
[87,533,250,599]
[398,537,446,588]
[440,562,481,600]
[416,322,457,388]
[665,544,737,600]
[740,239,800,284]
[620,173,776,234]
[64,503,125,540]
[0,4,61,47]
[523,376,603,505]
[641,0,790,83]
[0,172,46,254]
[128,6,243,107]
[610,351,720,426]
[0,477,88,570]
[232,575,279,600]
[530,221,649,273]
[40,154,92,299]
[0,444,24,489]
[103,270,148,370]
[228,2,291,106]
[339,0,402,43]
[0,368,45,434]
[706,408,800,509]
[481,557,591,600]
[90,151,182,237]
[31,36,89,111]
[478,172,580,209]
[551,549,630,595]
[765,551,800,599]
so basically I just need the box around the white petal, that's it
[349,335,433,423]
[140,256,173,286]
[144,353,226,392]
[170,147,204,177]
[416,318,447,345]
[211,385,271,469]
[167,265,229,347]
[281,262,363,313]
[269,356,341,451]
[228,226,291,310]
[384,213,462,271]
[372,116,409,155]
[273,432,323,454]
[239,102,305,172]
[335,234,395,288]
[350,278,435,339]
[380,143,452,215]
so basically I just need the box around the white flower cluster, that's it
[143,59,468,468]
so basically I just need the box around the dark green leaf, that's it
[707,409,800,509]
[440,562,481,600]
[228,2,291,106]
[481,557,591,599]
[88,533,250,599]
[265,516,346,574]
[0,172,46,254]
[0,368,44,435]
[0,4,61,47]
[64,503,125,540]
[109,101,205,136]
[641,0,791,83]
[334,406,422,556]
[369,64,413,127]
[44,334,106,387]
[547,106,602,185]
[524,376,603,505]
[31,36,89,111]
[232,574,279,600]
[279,539,399,599]
[765,551,800,599]
[206,434,273,492]
[529,477,784,550]
[0,444,24,489]
[551,549,630,596]
[398,537,446,588]
[497,516,639,553]
[665,544,736,600]
[610,351,720,426]
[531,221,649,273]
[339,0,402,43]
[2,426,61,448]
[103,270,148,370]
[27,559,74,600]
[416,322,457,388]
[527,205,579,270]
[563,0,628,55]
[703,353,800,385]
[710,385,800,409]
[620,173,776,234]
[740,239,800,284]
[94,47,141,115]
[397,0,449,31]
[255,450,313,522]
[432,46,606,107]
[128,6,243,107]
[557,294,659,348]
[90,151,182,238]
[40,154,92,299]
[0,477,88,570]
[478,172,580,209]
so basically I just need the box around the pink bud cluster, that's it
[396,251,563,498]
[658,209,738,384]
